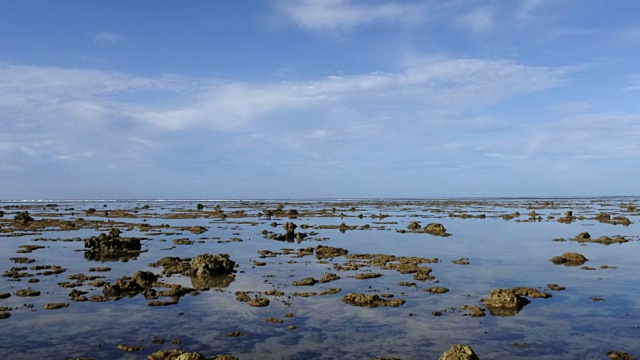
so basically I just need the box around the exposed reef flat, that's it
[0,198,638,359]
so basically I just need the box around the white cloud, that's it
[130,58,568,130]
[275,0,426,31]
[91,32,123,44]
[0,59,569,134]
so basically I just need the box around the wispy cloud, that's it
[456,7,494,34]
[132,58,569,130]
[90,31,124,44]
[275,0,426,31]
[0,59,569,134]
[0,57,571,185]
[625,75,640,91]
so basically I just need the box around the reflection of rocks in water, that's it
[262,222,307,243]
[84,251,140,262]
[190,274,235,290]
[83,228,143,262]
[103,270,158,300]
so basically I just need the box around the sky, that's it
[1,0,639,199]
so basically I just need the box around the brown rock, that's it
[425,223,450,236]
[117,344,143,352]
[44,303,69,310]
[547,284,566,291]
[439,344,480,360]
[316,245,348,259]
[191,253,236,276]
[551,252,588,266]
[426,287,450,294]
[483,288,530,316]
[292,277,317,286]
[247,297,270,307]
[15,289,40,297]
[342,293,405,307]
[607,351,635,360]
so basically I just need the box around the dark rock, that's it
[14,211,34,225]
[576,232,591,240]
[83,229,142,261]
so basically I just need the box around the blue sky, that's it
[1,0,639,199]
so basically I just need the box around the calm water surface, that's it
[0,198,639,359]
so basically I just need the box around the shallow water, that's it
[0,198,639,359]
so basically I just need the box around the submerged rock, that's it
[439,344,480,360]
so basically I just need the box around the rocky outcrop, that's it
[13,211,34,225]
[424,223,450,236]
[483,288,530,316]
[191,254,235,277]
[439,344,479,360]
[103,271,158,300]
[342,293,405,307]
[551,252,588,266]
[150,254,236,277]
[83,228,142,261]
